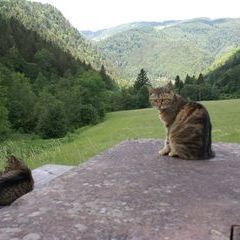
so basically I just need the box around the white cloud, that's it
[31,0,240,30]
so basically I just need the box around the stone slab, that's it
[32,164,74,188]
[231,225,240,240]
[0,139,240,240]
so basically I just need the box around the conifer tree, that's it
[197,73,204,85]
[100,65,116,90]
[133,68,151,92]
[185,74,193,84]
[174,75,184,94]
[197,73,204,100]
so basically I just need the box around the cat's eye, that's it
[163,99,171,103]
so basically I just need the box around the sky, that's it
[31,0,240,31]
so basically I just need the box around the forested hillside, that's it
[206,48,240,98]
[159,44,240,101]
[93,18,240,83]
[0,12,118,140]
[0,0,114,72]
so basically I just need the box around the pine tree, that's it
[185,74,193,84]
[100,65,116,90]
[174,75,184,94]
[192,75,196,83]
[133,68,151,92]
[197,73,204,85]
[197,73,204,101]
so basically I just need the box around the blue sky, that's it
[31,0,240,31]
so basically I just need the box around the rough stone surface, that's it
[231,225,240,240]
[32,164,74,188]
[0,139,240,240]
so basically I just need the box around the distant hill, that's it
[206,46,240,72]
[84,18,240,83]
[81,21,180,41]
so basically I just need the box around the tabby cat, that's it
[149,86,214,160]
[0,155,34,206]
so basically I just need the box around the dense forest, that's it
[0,10,150,141]
[0,12,121,140]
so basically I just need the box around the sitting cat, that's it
[0,155,34,206]
[149,86,214,160]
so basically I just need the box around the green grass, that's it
[0,99,239,170]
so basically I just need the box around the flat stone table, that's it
[0,139,240,240]
[32,164,74,188]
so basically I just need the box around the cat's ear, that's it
[7,155,17,162]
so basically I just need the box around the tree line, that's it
[115,60,240,114]
[173,74,219,101]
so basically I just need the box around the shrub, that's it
[36,101,67,139]
[79,104,98,126]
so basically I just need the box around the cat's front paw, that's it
[159,148,170,156]
[168,151,179,158]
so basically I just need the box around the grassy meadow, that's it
[0,99,239,170]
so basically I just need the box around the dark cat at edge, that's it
[0,155,34,206]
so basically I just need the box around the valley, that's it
[83,18,240,83]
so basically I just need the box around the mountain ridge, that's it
[86,17,240,83]
[81,17,237,41]
[81,20,180,41]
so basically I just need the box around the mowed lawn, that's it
[0,99,239,169]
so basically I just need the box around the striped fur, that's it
[0,156,34,206]
[149,87,214,160]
